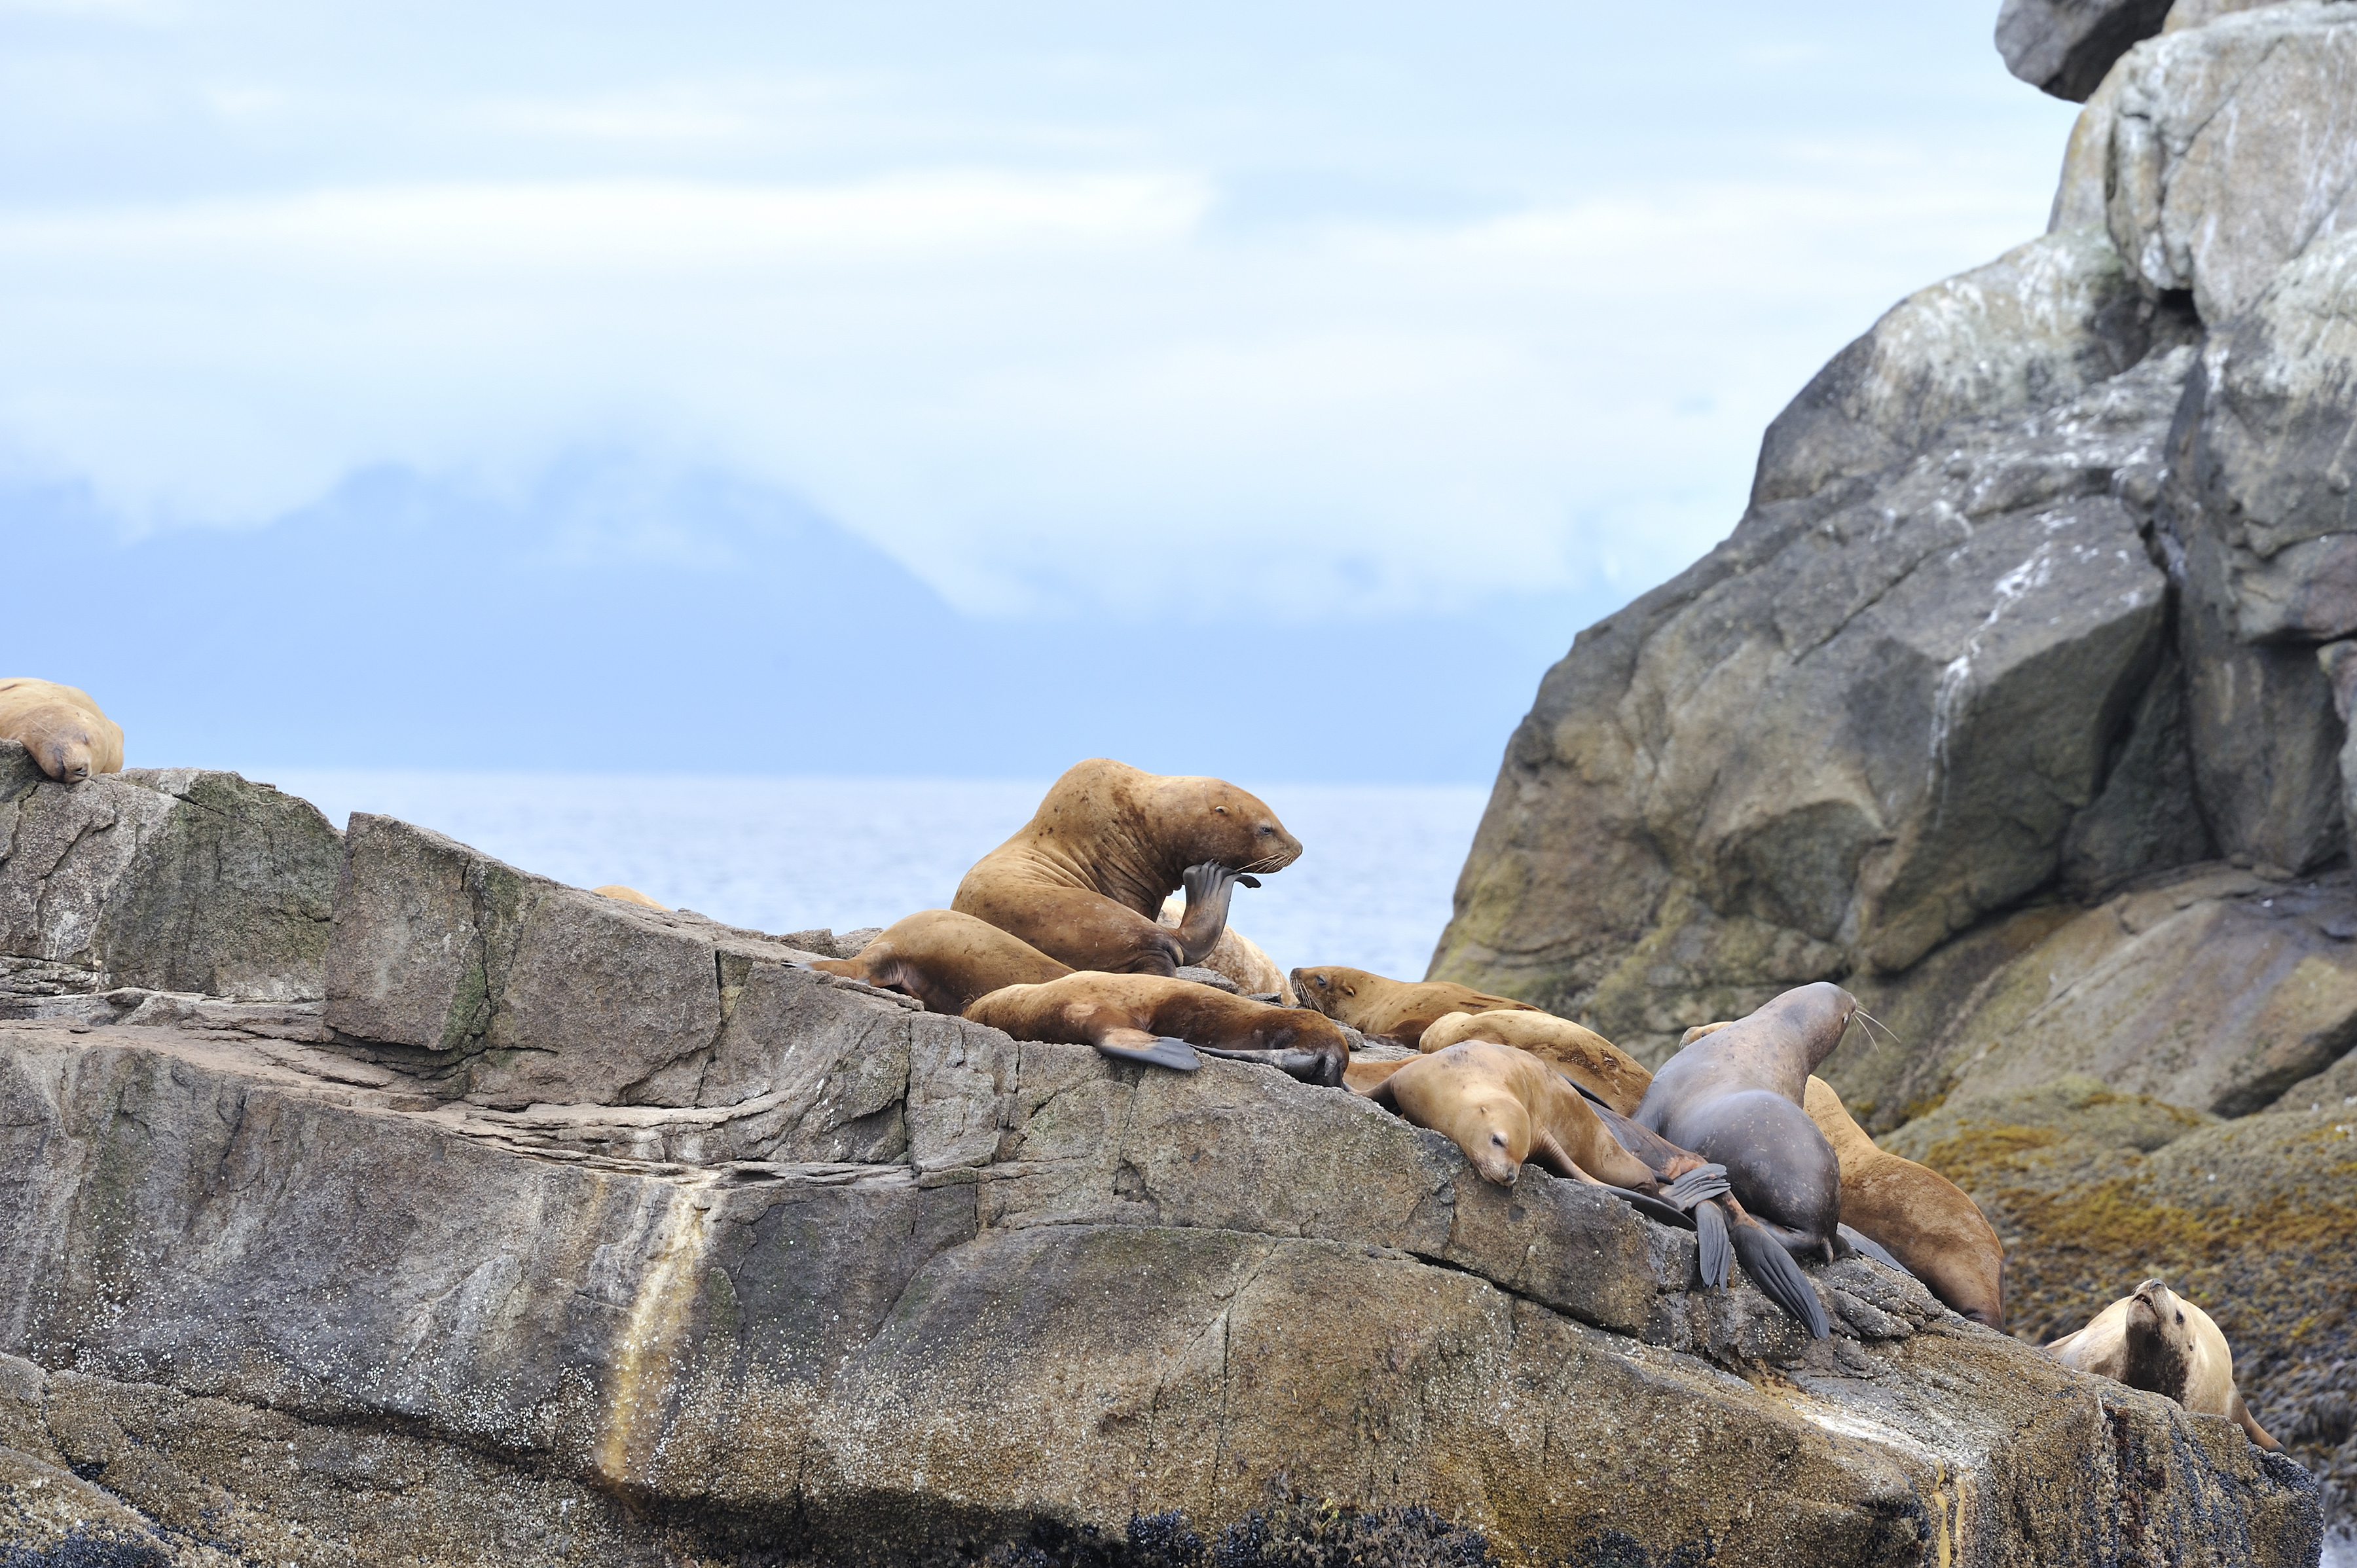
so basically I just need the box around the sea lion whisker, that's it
[1852,1008,1902,1047]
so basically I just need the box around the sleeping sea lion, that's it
[1802,1075,2007,1329]
[1634,983,1863,1338]
[1290,966,1541,1047]
[1158,896,1293,1003]
[812,908,1072,1015]
[2046,1279,2279,1450]
[963,972,1349,1082]
[953,759,1300,976]
[593,884,668,909]
[0,678,124,782]
[1419,1009,1653,1116]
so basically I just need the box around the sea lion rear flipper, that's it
[1836,1223,1911,1277]
[1694,1199,1731,1290]
[1727,1214,1829,1338]
[1091,1036,1202,1072]
[1658,1163,1730,1209]
[1196,1044,1337,1085]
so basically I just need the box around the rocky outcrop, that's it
[1435,0,2357,1543]
[0,760,2322,1565]
[1996,0,2172,101]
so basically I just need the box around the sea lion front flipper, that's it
[1727,1212,1829,1339]
[1173,861,1248,966]
[1195,1044,1336,1085]
[1836,1223,1911,1277]
[2231,1390,2282,1451]
[1091,1036,1202,1072]
[1658,1163,1730,1209]
[1693,1199,1732,1290]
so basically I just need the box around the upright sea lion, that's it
[2046,1279,2279,1450]
[1158,896,1293,1003]
[593,884,668,909]
[953,759,1300,976]
[812,909,1072,1015]
[964,972,1349,1082]
[0,678,124,782]
[1419,1009,1653,1116]
[1290,966,1540,1047]
[1634,983,1863,1338]
[1802,1075,2007,1330]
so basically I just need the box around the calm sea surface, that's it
[265,772,1492,982]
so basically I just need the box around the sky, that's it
[0,1,2082,779]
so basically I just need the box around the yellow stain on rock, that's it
[595,1194,715,1489]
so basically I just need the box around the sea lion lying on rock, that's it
[1420,1008,1653,1116]
[812,909,1072,1015]
[1291,966,1539,1047]
[954,759,1300,976]
[1802,1075,2007,1330]
[964,972,1351,1082]
[1635,983,1864,1338]
[0,678,124,782]
[2047,1279,2280,1449]
[592,884,668,909]
[1158,896,1292,1003]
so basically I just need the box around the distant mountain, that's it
[8,452,1596,780]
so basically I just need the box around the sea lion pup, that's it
[1802,1075,2007,1330]
[963,972,1350,1082]
[1363,1043,1732,1274]
[2047,1279,2280,1450]
[1634,983,1862,1339]
[1158,896,1293,1003]
[953,759,1300,976]
[1290,966,1541,1048]
[592,884,668,909]
[0,678,124,782]
[811,909,1072,1015]
[1419,1009,1653,1117]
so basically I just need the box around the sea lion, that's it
[1290,966,1541,1047]
[953,759,1300,976]
[2046,1279,2280,1450]
[964,971,1350,1082]
[1158,896,1293,1004]
[0,679,124,782]
[1634,983,1863,1338]
[1419,1009,1653,1116]
[811,908,1072,1015]
[1802,1075,2007,1329]
[593,884,668,909]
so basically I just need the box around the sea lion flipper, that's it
[1658,1163,1730,1209]
[1602,1187,1695,1229]
[1836,1223,1911,1277]
[1694,1199,1732,1290]
[1195,1044,1338,1085]
[1727,1215,1829,1339]
[1090,1037,1202,1072]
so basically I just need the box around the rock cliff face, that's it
[1434,0,2357,1538]
[0,747,2324,1565]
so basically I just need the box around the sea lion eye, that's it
[2176,1313,2184,1324]
[1256,824,1273,835]
[1214,805,1228,814]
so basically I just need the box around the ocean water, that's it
[264,771,1493,982]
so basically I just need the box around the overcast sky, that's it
[5,0,2079,632]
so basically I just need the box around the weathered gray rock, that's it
[2099,2,2357,323]
[1752,225,2189,506]
[1436,346,2189,1041]
[0,742,341,1004]
[1996,0,2172,101]
[2326,641,2357,857]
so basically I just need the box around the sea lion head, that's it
[1762,981,1862,1070]
[1398,1042,1533,1186]
[17,702,102,783]
[1167,776,1302,876]
[2121,1278,2196,1402]
[1288,965,1366,1020]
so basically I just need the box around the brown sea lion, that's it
[0,678,124,782]
[1419,1009,1653,1116]
[812,908,1072,1015]
[2046,1279,2280,1450]
[592,884,668,909]
[953,759,1300,976]
[963,971,1349,1082]
[1634,983,1863,1338]
[1158,896,1293,1003]
[1290,966,1540,1047]
[1802,1075,2007,1330]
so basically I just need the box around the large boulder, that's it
[1995,0,2172,101]
[0,742,342,1004]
